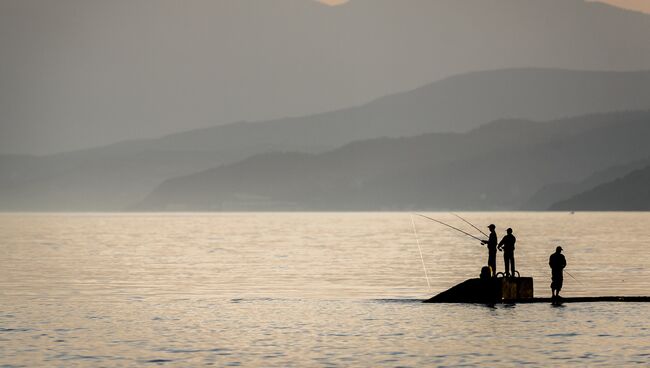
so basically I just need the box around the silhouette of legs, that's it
[551,273,563,298]
[503,252,515,276]
[488,252,496,276]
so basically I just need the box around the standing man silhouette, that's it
[549,246,567,298]
[498,228,516,277]
[481,224,498,276]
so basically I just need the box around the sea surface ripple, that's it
[1,212,649,367]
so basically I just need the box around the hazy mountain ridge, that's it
[134,111,650,211]
[4,69,650,211]
[98,69,650,154]
[0,150,225,211]
[520,159,650,210]
[550,165,650,211]
[4,0,650,154]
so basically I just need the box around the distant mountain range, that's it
[550,165,650,211]
[134,111,650,211]
[2,69,650,211]
[521,159,650,210]
[4,0,650,154]
[97,68,650,156]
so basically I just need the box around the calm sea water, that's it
[1,212,649,367]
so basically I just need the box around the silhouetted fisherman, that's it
[480,224,498,276]
[549,246,566,298]
[498,228,516,277]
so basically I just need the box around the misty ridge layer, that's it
[520,159,650,210]
[2,0,650,154]
[111,68,650,154]
[134,111,650,211]
[550,165,650,211]
[3,69,650,211]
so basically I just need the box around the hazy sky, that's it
[593,0,650,13]
[321,0,650,13]
[1,0,650,155]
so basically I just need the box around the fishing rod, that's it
[414,213,484,242]
[451,212,488,238]
[565,270,583,285]
[535,251,583,285]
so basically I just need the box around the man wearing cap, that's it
[481,224,498,276]
[498,228,516,277]
[549,246,567,298]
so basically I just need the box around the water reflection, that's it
[1,212,649,366]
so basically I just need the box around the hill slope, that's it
[146,69,650,152]
[4,69,650,210]
[135,111,650,211]
[550,166,650,211]
[520,159,650,210]
[4,0,650,154]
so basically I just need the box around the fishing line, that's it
[414,213,484,242]
[564,270,583,285]
[451,212,488,238]
[410,215,431,289]
[537,247,586,286]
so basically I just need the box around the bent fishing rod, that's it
[451,213,488,238]
[414,213,484,242]
[565,270,583,285]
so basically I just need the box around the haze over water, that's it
[1,212,649,366]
